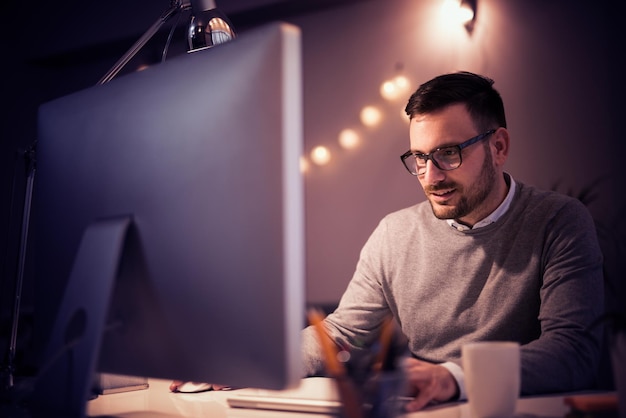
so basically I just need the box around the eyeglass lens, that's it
[402,147,461,175]
[401,130,495,176]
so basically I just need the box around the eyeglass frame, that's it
[400,129,497,176]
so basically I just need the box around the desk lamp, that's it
[98,0,236,85]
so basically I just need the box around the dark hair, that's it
[404,71,507,130]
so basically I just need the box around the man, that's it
[300,71,604,412]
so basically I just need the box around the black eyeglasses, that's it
[400,129,496,176]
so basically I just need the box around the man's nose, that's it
[422,159,446,184]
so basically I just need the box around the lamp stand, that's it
[3,142,36,390]
[98,0,188,85]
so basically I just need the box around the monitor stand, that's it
[30,217,131,418]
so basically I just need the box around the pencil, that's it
[307,309,364,418]
[307,309,345,376]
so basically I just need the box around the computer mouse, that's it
[175,382,214,393]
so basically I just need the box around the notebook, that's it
[226,377,343,414]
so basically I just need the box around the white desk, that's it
[87,378,580,418]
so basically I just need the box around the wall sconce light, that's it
[460,0,477,33]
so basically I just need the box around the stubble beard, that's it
[427,150,496,221]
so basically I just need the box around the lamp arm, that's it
[97,0,191,85]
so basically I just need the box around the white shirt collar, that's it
[447,173,516,231]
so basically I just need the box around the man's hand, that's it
[170,380,183,392]
[402,358,459,412]
[169,380,230,392]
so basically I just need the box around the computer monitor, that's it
[30,21,304,416]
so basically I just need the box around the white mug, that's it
[462,341,520,418]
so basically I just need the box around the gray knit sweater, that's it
[301,181,604,395]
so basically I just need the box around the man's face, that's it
[408,103,499,227]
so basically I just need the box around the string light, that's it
[338,129,360,149]
[380,75,410,101]
[360,105,382,127]
[310,146,331,165]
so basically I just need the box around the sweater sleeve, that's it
[300,218,393,376]
[519,197,604,394]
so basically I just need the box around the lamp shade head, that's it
[187,4,236,52]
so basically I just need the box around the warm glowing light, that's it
[338,129,360,149]
[380,75,411,101]
[442,0,474,25]
[300,156,310,173]
[458,2,475,24]
[424,0,475,53]
[360,106,382,127]
[380,80,398,100]
[440,0,459,19]
[394,75,410,91]
[310,146,331,165]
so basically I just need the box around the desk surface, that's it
[87,378,582,418]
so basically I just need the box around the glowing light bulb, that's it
[380,80,398,100]
[441,0,474,26]
[458,2,475,24]
[310,146,331,165]
[360,106,382,127]
[393,75,410,91]
[338,129,360,149]
[380,75,411,101]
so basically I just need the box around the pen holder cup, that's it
[361,369,407,418]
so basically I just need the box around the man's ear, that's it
[491,127,509,166]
